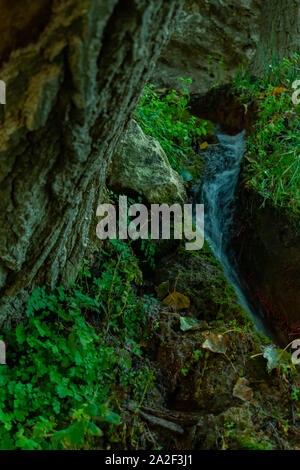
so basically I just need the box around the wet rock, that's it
[231,185,300,345]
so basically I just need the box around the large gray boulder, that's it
[108,120,187,205]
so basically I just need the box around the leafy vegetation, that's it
[234,53,300,216]
[0,80,213,452]
[107,189,156,270]
[0,240,154,450]
[136,78,209,171]
[1,63,298,451]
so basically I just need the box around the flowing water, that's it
[194,128,275,340]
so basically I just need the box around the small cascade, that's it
[194,128,276,341]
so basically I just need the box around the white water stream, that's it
[196,128,275,340]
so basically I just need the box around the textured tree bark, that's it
[0,0,184,327]
[252,0,300,68]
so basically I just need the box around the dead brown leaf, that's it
[200,141,209,150]
[162,291,190,310]
[233,377,253,402]
[202,333,227,354]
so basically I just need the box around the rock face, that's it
[231,186,300,345]
[108,120,186,204]
[153,0,300,93]
[153,0,262,93]
[0,0,184,327]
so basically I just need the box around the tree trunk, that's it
[0,0,184,327]
[252,0,300,69]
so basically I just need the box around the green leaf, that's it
[262,345,291,371]
[180,316,201,332]
[53,420,86,447]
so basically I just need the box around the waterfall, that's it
[195,127,275,340]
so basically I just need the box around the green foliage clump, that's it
[136,78,208,170]
[107,190,156,270]
[0,240,153,450]
[234,54,300,216]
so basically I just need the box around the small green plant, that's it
[192,349,202,362]
[181,368,189,377]
[221,420,236,450]
[291,387,300,402]
[140,238,156,270]
[181,348,208,379]
[136,78,209,170]
[0,240,153,450]
[107,190,156,270]
[239,438,272,451]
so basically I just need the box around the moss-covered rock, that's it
[109,119,187,205]
[140,240,300,450]
[154,241,248,323]
[198,404,273,450]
